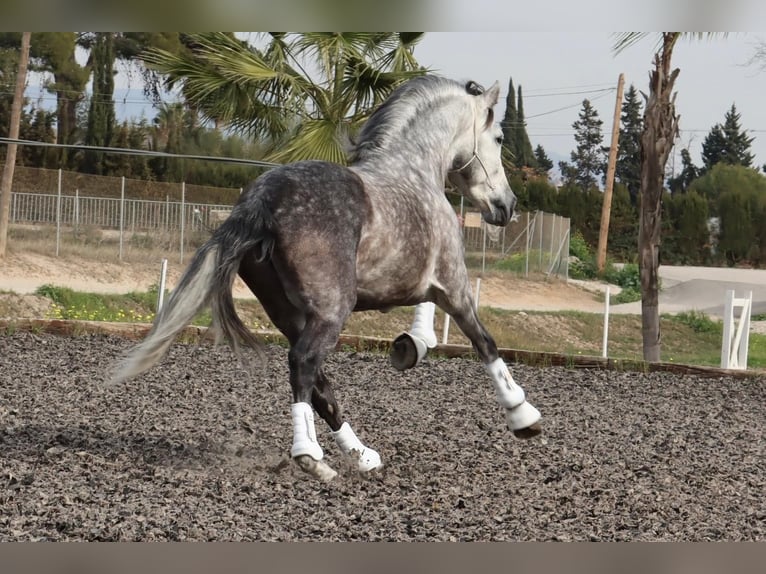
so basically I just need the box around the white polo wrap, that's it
[290,402,324,461]
[410,302,438,348]
[332,422,382,472]
[485,358,526,409]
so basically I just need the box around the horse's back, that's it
[235,161,370,270]
[244,160,369,218]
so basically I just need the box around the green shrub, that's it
[569,230,592,261]
[611,286,641,304]
[606,263,641,290]
[672,310,721,334]
[569,256,598,280]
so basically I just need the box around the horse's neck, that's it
[352,107,469,194]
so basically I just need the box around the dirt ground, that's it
[1,252,764,541]
[1,331,763,541]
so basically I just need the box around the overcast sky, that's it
[413,32,766,172]
[27,32,766,174]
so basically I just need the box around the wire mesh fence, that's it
[460,208,570,279]
[7,167,569,279]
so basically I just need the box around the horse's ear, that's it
[483,81,501,107]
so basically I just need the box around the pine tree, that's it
[720,103,754,167]
[533,144,553,176]
[563,99,606,190]
[701,124,727,172]
[701,103,755,172]
[668,148,699,194]
[615,84,643,204]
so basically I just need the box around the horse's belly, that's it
[354,268,430,311]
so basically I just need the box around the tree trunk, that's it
[638,34,680,362]
[0,32,31,260]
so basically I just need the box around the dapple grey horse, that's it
[110,75,542,481]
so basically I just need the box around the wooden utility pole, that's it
[0,32,31,259]
[596,73,625,273]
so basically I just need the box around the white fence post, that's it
[602,286,611,358]
[441,313,451,345]
[474,277,481,310]
[156,258,168,313]
[720,290,752,370]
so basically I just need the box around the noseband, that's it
[448,113,497,191]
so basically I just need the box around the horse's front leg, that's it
[442,292,542,438]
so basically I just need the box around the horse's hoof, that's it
[505,401,541,433]
[513,423,542,439]
[390,332,427,371]
[347,448,383,473]
[293,455,338,481]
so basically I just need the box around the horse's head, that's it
[447,81,516,227]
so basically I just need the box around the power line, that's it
[0,137,280,168]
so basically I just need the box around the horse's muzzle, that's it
[485,196,515,227]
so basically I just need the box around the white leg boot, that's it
[290,402,337,481]
[390,302,438,370]
[332,422,383,472]
[485,358,542,431]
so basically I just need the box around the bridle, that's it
[448,111,497,191]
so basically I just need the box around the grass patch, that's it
[24,284,766,370]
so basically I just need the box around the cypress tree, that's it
[615,84,643,204]
[515,84,536,168]
[83,33,116,175]
[500,77,519,166]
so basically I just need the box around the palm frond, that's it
[612,32,729,54]
[267,118,349,164]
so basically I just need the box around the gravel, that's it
[1,331,764,541]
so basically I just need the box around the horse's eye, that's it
[495,136,504,145]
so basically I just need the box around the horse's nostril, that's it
[491,198,511,223]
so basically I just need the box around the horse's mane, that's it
[348,75,483,164]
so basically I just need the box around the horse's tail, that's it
[109,205,270,385]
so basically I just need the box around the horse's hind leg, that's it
[239,259,381,479]
[288,314,383,478]
[312,370,381,472]
[438,287,542,438]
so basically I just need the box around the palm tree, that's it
[613,33,725,362]
[0,32,31,259]
[140,32,427,164]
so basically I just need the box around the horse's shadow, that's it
[0,423,289,474]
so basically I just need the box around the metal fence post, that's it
[74,189,79,235]
[119,176,125,260]
[55,168,62,257]
[525,212,530,277]
[180,181,186,263]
